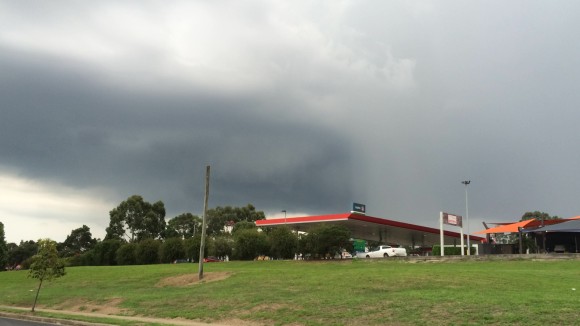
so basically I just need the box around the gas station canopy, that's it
[255,212,483,247]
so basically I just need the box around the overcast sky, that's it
[2,1,580,243]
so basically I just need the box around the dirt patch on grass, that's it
[156,272,231,287]
[51,297,130,315]
[229,303,302,325]
[248,303,297,313]
[216,318,265,326]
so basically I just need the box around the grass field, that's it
[1,258,579,325]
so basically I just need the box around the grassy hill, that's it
[1,259,579,325]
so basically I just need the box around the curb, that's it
[0,311,112,326]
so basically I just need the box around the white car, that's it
[334,250,353,259]
[356,245,407,258]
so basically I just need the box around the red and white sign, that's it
[448,215,458,225]
[443,213,462,227]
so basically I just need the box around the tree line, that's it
[1,195,353,270]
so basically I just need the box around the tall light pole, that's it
[282,210,287,224]
[461,180,471,255]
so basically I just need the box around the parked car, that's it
[356,245,407,258]
[173,259,189,264]
[334,250,353,259]
[203,256,222,263]
[553,245,566,253]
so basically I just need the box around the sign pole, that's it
[460,225,464,256]
[439,212,444,257]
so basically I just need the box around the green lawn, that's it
[1,259,579,325]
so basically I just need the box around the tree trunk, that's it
[32,278,43,312]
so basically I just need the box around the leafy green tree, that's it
[8,240,38,269]
[159,238,185,263]
[165,213,201,239]
[300,225,351,259]
[116,243,137,265]
[206,206,236,236]
[233,229,269,260]
[105,195,166,242]
[210,235,233,259]
[184,236,205,262]
[520,211,560,222]
[0,222,7,271]
[268,226,298,260]
[236,204,266,222]
[61,225,97,257]
[89,239,123,266]
[231,221,257,234]
[135,239,161,265]
[29,239,66,312]
[206,204,265,236]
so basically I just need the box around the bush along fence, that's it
[432,245,476,256]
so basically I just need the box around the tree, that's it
[61,225,97,257]
[231,221,257,234]
[184,236,207,262]
[210,235,233,259]
[233,229,269,260]
[300,225,351,259]
[88,239,123,266]
[105,195,166,242]
[0,222,7,271]
[116,243,137,265]
[159,238,185,263]
[520,211,560,222]
[8,240,38,269]
[268,226,298,260]
[29,239,66,312]
[135,239,161,265]
[165,213,202,239]
[206,204,265,236]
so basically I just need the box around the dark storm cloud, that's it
[3,1,580,243]
[0,47,353,217]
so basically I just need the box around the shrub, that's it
[269,226,298,259]
[185,236,204,263]
[88,240,123,266]
[116,243,137,265]
[159,238,185,263]
[432,245,475,256]
[210,236,233,259]
[233,229,269,260]
[64,253,87,267]
[135,239,161,265]
[299,225,351,259]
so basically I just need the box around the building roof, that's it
[255,212,483,246]
[475,218,572,234]
[522,219,580,233]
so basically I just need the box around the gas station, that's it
[255,209,484,252]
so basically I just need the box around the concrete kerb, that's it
[0,306,225,326]
[0,310,112,326]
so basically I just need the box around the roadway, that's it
[0,316,58,326]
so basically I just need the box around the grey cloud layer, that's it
[0,47,353,216]
[2,1,580,236]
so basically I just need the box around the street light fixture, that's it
[461,180,471,255]
[282,210,287,224]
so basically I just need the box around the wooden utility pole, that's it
[198,165,210,280]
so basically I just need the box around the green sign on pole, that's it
[353,239,366,252]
